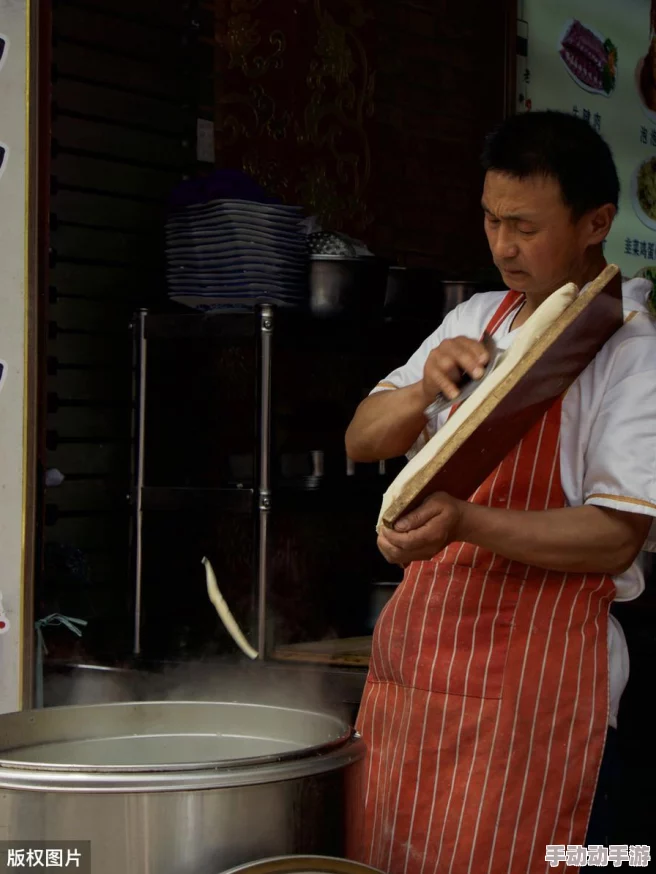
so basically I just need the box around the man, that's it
[345,111,656,874]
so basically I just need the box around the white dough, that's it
[202,556,259,660]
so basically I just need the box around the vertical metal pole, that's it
[257,305,273,659]
[133,309,148,656]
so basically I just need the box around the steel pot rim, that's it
[0,702,353,775]
[0,701,364,792]
[0,735,365,794]
[219,855,386,874]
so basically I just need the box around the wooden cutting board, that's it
[380,265,623,529]
[272,637,372,667]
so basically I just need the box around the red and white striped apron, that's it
[347,291,615,874]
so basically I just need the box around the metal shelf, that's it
[132,479,389,513]
[138,486,254,513]
[131,305,274,660]
[273,477,389,507]
[143,311,256,341]
[142,307,423,349]
[130,304,395,663]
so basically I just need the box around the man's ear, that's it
[585,203,616,246]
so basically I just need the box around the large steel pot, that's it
[0,701,364,874]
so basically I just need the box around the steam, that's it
[41,557,360,725]
[43,659,353,725]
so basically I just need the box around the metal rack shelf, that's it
[143,311,257,341]
[131,305,274,660]
[129,304,405,666]
[137,486,255,513]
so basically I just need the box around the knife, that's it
[423,332,503,420]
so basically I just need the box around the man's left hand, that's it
[377,492,464,566]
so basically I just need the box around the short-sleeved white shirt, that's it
[370,278,656,727]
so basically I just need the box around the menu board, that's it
[517,0,656,284]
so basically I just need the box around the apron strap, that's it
[483,289,524,337]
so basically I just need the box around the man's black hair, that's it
[481,110,619,218]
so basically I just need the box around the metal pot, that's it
[0,701,364,874]
[308,257,388,319]
[221,856,385,874]
[383,267,443,322]
[440,281,479,318]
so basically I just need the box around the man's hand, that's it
[345,335,489,463]
[377,493,464,566]
[378,492,652,577]
[421,337,490,404]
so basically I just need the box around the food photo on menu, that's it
[634,156,656,224]
[638,0,656,112]
[631,0,656,312]
[632,2,656,254]
[520,0,656,318]
[559,18,618,96]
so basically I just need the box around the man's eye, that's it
[519,228,537,236]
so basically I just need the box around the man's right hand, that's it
[345,335,492,463]
[421,337,491,406]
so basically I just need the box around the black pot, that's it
[308,256,389,319]
[440,280,480,316]
[383,267,443,322]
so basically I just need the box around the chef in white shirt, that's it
[345,110,656,874]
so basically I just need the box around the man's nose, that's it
[492,227,519,260]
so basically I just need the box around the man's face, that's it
[482,170,606,299]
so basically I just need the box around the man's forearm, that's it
[345,383,428,462]
[456,502,647,575]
